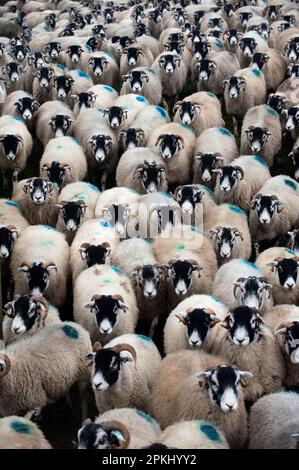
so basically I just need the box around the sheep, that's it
[86,333,161,414]
[3,294,61,346]
[112,238,167,323]
[148,123,196,187]
[0,198,28,259]
[164,294,228,356]
[249,392,299,449]
[151,350,251,448]
[151,51,187,99]
[121,67,162,105]
[73,108,118,190]
[195,52,240,96]
[84,83,118,110]
[268,78,299,114]
[73,264,138,345]
[223,67,267,137]
[12,177,59,227]
[116,147,168,194]
[36,100,74,146]
[212,258,274,314]
[222,29,244,54]
[237,30,269,68]
[2,90,40,127]
[10,224,69,308]
[153,225,217,311]
[0,114,33,173]
[82,51,119,87]
[78,407,161,449]
[0,62,26,94]
[0,416,52,449]
[276,27,299,63]
[264,304,299,388]
[173,92,224,138]
[249,50,287,91]
[240,105,282,167]
[249,176,299,242]
[282,104,299,139]
[214,155,271,212]
[51,69,93,107]
[245,15,270,40]
[255,247,299,305]
[118,105,170,151]
[173,183,217,226]
[32,64,67,105]
[40,136,87,189]
[104,93,149,133]
[95,187,140,237]
[0,321,92,420]
[193,127,238,189]
[119,44,154,76]
[205,204,252,265]
[212,305,285,402]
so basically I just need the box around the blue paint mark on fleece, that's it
[285,248,296,256]
[56,64,66,71]
[181,123,195,133]
[241,259,260,271]
[254,155,268,167]
[251,67,262,77]
[10,420,32,435]
[41,224,57,231]
[62,324,79,340]
[284,179,297,191]
[218,127,233,137]
[136,410,157,425]
[99,220,111,228]
[86,183,100,193]
[161,192,173,199]
[111,265,125,275]
[103,85,114,92]
[207,92,217,99]
[12,115,23,122]
[210,296,223,304]
[76,69,90,78]
[199,422,221,442]
[228,205,246,216]
[135,95,147,103]
[4,200,19,209]
[155,106,168,119]
[71,137,81,145]
[137,334,153,343]
[267,106,278,117]
[215,39,224,48]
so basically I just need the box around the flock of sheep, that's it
[0,0,299,451]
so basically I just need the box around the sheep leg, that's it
[25,407,42,422]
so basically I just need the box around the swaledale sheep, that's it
[249,50,287,91]
[12,177,59,226]
[121,67,162,106]
[240,105,282,166]
[173,92,224,138]
[152,51,187,99]
[205,204,252,265]
[164,294,228,356]
[116,147,168,194]
[212,306,285,402]
[264,304,299,388]
[78,408,161,449]
[0,416,52,449]
[2,90,40,127]
[10,224,69,308]
[3,294,61,346]
[51,69,94,107]
[193,127,238,189]
[70,218,119,282]
[152,350,251,448]
[237,31,270,68]
[0,322,92,419]
[82,51,119,87]
[112,238,167,322]
[85,84,118,110]
[36,100,74,146]
[255,247,299,305]
[249,392,299,449]
[148,123,196,187]
[1,62,26,94]
[212,258,273,314]
[40,136,87,189]
[73,264,138,345]
[214,155,271,212]
[0,198,28,259]
[276,27,299,63]
[173,184,216,227]
[119,44,154,76]
[249,175,299,242]
[87,333,161,414]
[195,52,240,96]
[32,64,66,105]
[56,182,100,242]
[0,114,33,173]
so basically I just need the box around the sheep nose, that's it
[191,340,198,345]
[261,218,268,223]
[226,403,233,411]
[237,338,245,344]
[287,283,294,289]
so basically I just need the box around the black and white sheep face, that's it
[173,8,186,25]
[1,62,23,82]
[19,261,57,297]
[176,307,221,348]
[124,47,143,66]
[78,421,126,450]
[214,166,244,192]
[210,227,243,259]
[267,94,286,114]
[175,101,198,126]
[182,22,192,35]
[14,97,40,120]
[188,28,205,44]
[85,295,128,335]
[192,41,211,61]
[119,128,145,149]
[23,178,53,204]
[36,67,54,88]
[166,259,203,296]
[224,306,264,346]
[44,42,62,60]
[9,36,23,47]
[88,57,108,77]
[234,276,272,310]
[148,9,162,23]
[265,5,281,21]
[136,161,165,193]
[132,265,163,298]
[134,23,149,38]
[92,25,106,39]
[239,37,257,57]
[288,230,299,256]
[29,52,47,69]
[225,30,239,47]
[276,321,299,364]
[283,107,299,132]
[0,225,18,258]
[245,126,271,153]
[225,76,246,99]
[251,195,282,224]
[102,204,130,235]
[89,348,133,391]
[288,63,299,79]
[123,71,149,92]
[104,8,115,23]
[79,242,111,267]
[11,45,29,62]
[0,135,23,161]
[157,134,184,159]
[197,366,252,413]
[164,41,184,55]
[158,54,181,74]
[43,161,70,186]
[223,4,234,17]
[195,153,223,183]
[253,23,270,40]
[73,92,94,110]
[57,200,86,231]
[113,36,132,53]
[45,13,56,30]
[285,39,299,62]
[103,107,127,129]
[66,46,84,65]
[89,134,113,162]
[175,186,202,215]
[269,257,299,290]
[49,115,73,138]
[86,37,101,53]
[238,12,253,28]
[250,52,269,70]
[196,59,216,81]
[3,294,47,335]
[53,75,74,99]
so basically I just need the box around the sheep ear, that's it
[275,327,287,336]
[19,263,30,273]
[238,371,253,383]
[84,352,95,367]
[3,301,14,317]
[84,300,95,310]
[46,263,57,273]
[175,312,188,325]
[196,371,211,388]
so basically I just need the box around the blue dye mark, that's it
[181,123,194,133]
[241,259,259,270]
[207,92,216,98]
[228,205,246,216]
[284,179,297,191]
[267,106,278,117]
[251,67,262,77]
[111,265,125,275]
[199,422,221,442]
[254,155,268,167]
[12,115,23,122]
[71,137,81,145]
[135,95,147,103]
[215,39,224,48]
[155,106,168,119]
[56,64,66,71]
[137,334,153,342]
[161,192,173,199]
[136,410,157,424]
[176,244,185,250]
[86,183,100,193]
[40,240,54,246]
[41,224,56,231]
[10,420,31,435]
[128,188,139,194]
[203,185,214,195]
[103,85,114,92]
[76,69,90,78]
[99,220,111,228]
[62,324,79,339]
[85,45,92,53]
[210,296,223,304]
[4,200,19,209]
[285,248,295,255]
[218,127,233,137]
[43,25,51,32]
[191,226,201,233]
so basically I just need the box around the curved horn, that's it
[234,165,244,180]
[0,355,11,379]
[110,343,137,364]
[111,294,125,303]
[33,295,49,320]
[101,420,130,449]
